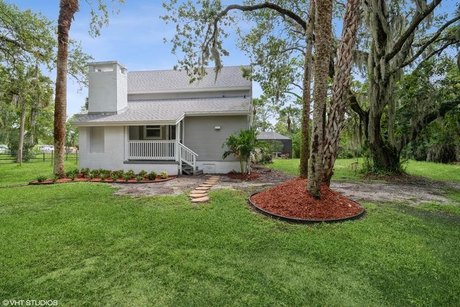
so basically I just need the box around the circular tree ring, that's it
[248,192,366,224]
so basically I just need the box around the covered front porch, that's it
[125,121,198,174]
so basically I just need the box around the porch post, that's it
[176,121,182,174]
[124,126,129,160]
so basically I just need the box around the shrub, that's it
[80,168,90,177]
[136,175,144,182]
[148,171,157,180]
[90,169,100,178]
[125,170,135,179]
[37,175,47,183]
[112,170,124,179]
[100,172,108,181]
[159,171,168,179]
[123,173,132,182]
[111,173,119,181]
[138,170,148,178]
[68,172,76,181]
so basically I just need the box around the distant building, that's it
[257,131,292,158]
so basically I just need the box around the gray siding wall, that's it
[184,116,249,161]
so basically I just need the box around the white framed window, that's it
[144,125,162,139]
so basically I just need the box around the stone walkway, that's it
[189,176,220,203]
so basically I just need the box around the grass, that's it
[269,158,363,181]
[0,160,78,186]
[0,161,460,305]
[269,158,460,182]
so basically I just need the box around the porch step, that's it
[182,162,203,176]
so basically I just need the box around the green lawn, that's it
[1,161,460,305]
[269,158,460,182]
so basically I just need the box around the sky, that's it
[11,0,258,117]
[9,0,459,117]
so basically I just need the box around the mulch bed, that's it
[250,178,365,222]
[227,171,261,181]
[29,176,175,185]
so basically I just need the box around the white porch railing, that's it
[179,143,198,173]
[128,140,175,160]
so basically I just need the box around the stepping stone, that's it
[190,192,207,197]
[195,186,210,191]
[191,196,209,203]
[190,193,207,198]
[200,184,213,187]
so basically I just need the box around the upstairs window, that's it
[144,125,162,139]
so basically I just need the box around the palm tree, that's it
[54,0,79,177]
[222,128,259,174]
[307,0,333,198]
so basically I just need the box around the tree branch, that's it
[399,15,460,69]
[399,98,460,150]
[385,0,442,62]
[216,3,306,31]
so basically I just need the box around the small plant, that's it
[68,172,76,181]
[111,173,119,181]
[125,170,135,178]
[123,173,132,182]
[80,168,90,177]
[100,172,108,181]
[138,170,148,178]
[159,171,168,179]
[90,169,100,178]
[52,174,59,183]
[114,170,124,178]
[148,171,157,180]
[136,175,144,182]
[89,173,96,180]
[65,169,78,178]
[37,175,47,183]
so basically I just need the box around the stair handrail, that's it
[178,143,198,174]
[178,142,198,157]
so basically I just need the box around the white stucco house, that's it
[73,61,252,175]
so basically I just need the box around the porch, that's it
[125,122,198,174]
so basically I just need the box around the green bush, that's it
[111,173,119,181]
[125,170,135,179]
[123,173,132,182]
[136,175,144,182]
[159,171,168,179]
[148,171,157,180]
[138,170,148,178]
[36,175,47,182]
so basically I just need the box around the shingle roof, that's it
[128,66,251,93]
[73,97,251,125]
[257,131,291,140]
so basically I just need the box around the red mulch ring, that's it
[250,178,364,222]
[227,171,260,181]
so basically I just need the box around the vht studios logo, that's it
[2,300,58,306]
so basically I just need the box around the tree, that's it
[307,0,332,198]
[357,0,460,173]
[162,0,314,178]
[53,0,122,177]
[222,128,260,174]
[322,0,361,185]
[54,0,79,177]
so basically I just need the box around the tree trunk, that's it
[299,1,315,179]
[54,0,79,177]
[322,0,361,185]
[307,0,332,198]
[17,98,26,165]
